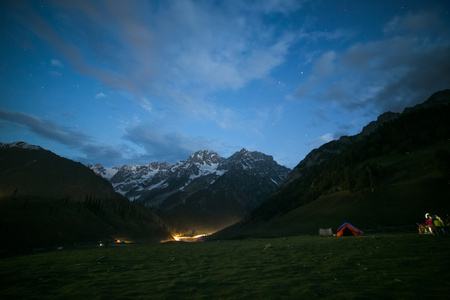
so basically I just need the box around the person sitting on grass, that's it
[425,213,435,235]
[417,223,427,234]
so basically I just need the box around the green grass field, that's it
[1,233,449,299]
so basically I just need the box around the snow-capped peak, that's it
[188,150,223,165]
[0,141,43,151]
[88,148,290,208]
[88,163,119,180]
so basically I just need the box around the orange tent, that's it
[336,222,363,236]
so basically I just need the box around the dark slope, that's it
[212,89,450,238]
[0,143,170,250]
[0,142,117,200]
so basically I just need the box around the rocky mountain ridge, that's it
[90,149,288,204]
[89,148,291,232]
[282,111,400,186]
[0,141,45,151]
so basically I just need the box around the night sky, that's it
[1,0,449,168]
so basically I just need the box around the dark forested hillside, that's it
[0,143,117,200]
[0,143,171,250]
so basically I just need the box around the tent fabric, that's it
[336,222,363,237]
[318,228,333,236]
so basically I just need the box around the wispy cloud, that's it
[306,132,336,149]
[13,1,301,118]
[139,98,152,113]
[383,10,446,34]
[294,10,450,115]
[79,144,125,166]
[50,59,63,68]
[95,92,106,99]
[0,109,128,166]
[124,123,213,163]
[0,109,89,147]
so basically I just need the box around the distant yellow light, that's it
[172,234,206,242]
[193,234,206,239]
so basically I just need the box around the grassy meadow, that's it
[1,233,449,299]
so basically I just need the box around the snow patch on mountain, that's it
[270,178,280,186]
[88,164,119,180]
[0,141,44,151]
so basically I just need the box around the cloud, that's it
[50,59,63,68]
[79,144,125,166]
[294,10,450,115]
[244,0,306,15]
[0,108,234,166]
[95,93,106,99]
[0,109,128,166]
[0,109,89,147]
[12,1,300,117]
[95,92,106,99]
[49,70,62,76]
[306,132,336,149]
[384,10,446,35]
[319,133,333,143]
[124,123,213,163]
[139,98,152,113]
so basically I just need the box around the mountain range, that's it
[90,149,291,233]
[1,89,449,249]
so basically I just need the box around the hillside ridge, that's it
[212,89,450,239]
[0,145,171,250]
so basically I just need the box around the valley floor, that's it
[1,233,449,299]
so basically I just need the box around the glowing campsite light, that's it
[193,234,206,239]
[114,239,133,244]
[171,234,207,242]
